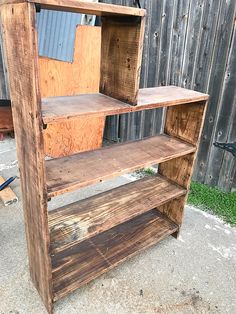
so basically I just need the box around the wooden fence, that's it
[102,0,236,192]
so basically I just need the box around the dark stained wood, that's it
[0,3,53,312]
[42,86,209,124]
[0,0,146,16]
[162,101,206,145]
[49,175,186,253]
[100,16,145,105]
[158,101,208,229]
[46,134,196,197]
[51,209,178,301]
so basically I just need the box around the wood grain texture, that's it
[28,0,146,16]
[0,3,53,312]
[44,116,105,158]
[42,86,209,124]
[49,175,186,253]
[46,134,196,197]
[162,101,206,145]
[158,101,208,228]
[0,176,18,206]
[0,106,13,131]
[51,209,178,301]
[39,25,101,98]
[100,15,145,105]
[39,25,105,158]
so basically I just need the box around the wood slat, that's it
[46,134,196,197]
[49,175,186,253]
[51,209,178,301]
[42,86,209,124]
[100,15,145,105]
[28,0,146,16]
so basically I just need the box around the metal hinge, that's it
[213,142,236,157]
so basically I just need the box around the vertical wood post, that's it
[0,2,53,312]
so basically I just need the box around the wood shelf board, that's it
[49,175,186,253]
[42,86,209,124]
[46,134,195,197]
[51,209,178,301]
[27,0,146,16]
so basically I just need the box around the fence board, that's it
[195,0,236,184]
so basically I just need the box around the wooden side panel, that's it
[100,16,145,105]
[39,25,105,158]
[158,101,207,229]
[0,3,53,312]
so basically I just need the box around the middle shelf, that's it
[46,134,195,197]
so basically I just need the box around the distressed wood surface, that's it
[40,25,104,158]
[158,100,207,228]
[195,0,236,185]
[46,134,196,197]
[44,116,105,158]
[42,86,208,124]
[100,15,145,105]
[0,3,53,312]
[101,0,236,192]
[31,0,145,16]
[51,209,178,301]
[0,176,18,206]
[205,18,236,189]
[49,175,186,253]
[0,0,146,16]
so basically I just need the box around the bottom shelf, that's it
[51,209,179,301]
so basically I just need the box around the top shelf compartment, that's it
[42,86,209,124]
[28,0,146,16]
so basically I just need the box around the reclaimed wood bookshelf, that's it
[0,1,208,313]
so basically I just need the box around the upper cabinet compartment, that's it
[35,0,146,105]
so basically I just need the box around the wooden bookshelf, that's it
[0,1,208,313]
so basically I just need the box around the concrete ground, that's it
[0,138,236,314]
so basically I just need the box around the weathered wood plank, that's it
[51,209,178,301]
[49,175,186,253]
[169,0,190,86]
[1,0,146,16]
[158,100,208,228]
[100,15,145,105]
[193,0,222,92]
[46,134,196,197]
[0,3,53,312]
[158,0,176,86]
[42,86,209,124]
[205,21,236,189]
[195,0,236,183]
[181,0,205,90]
